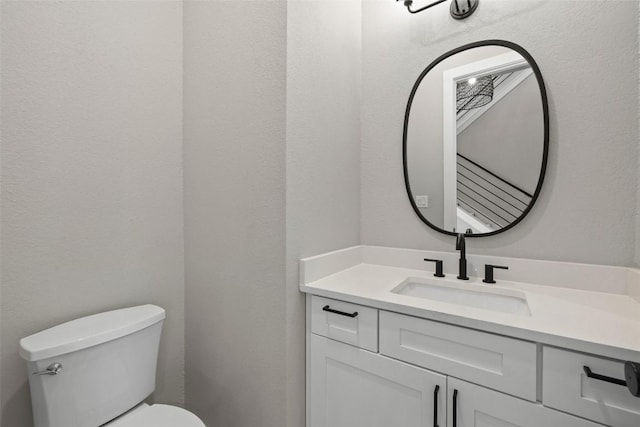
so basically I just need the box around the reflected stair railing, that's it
[456,153,532,229]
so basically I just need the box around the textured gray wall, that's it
[286,0,362,425]
[183,2,288,426]
[637,2,640,267]
[362,0,639,266]
[1,1,185,425]
[184,1,361,426]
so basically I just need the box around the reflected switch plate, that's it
[415,195,429,208]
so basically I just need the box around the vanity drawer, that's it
[379,311,537,401]
[311,296,378,352]
[543,347,640,427]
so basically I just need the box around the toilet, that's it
[19,305,205,427]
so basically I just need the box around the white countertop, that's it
[300,246,640,362]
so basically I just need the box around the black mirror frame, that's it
[402,39,549,238]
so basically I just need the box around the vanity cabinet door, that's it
[447,378,601,427]
[310,334,446,427]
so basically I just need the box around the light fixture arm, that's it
[396,0,479,19]
[397,0,447,14]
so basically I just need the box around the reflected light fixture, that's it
[397,0,479,19]
[456,76,494,110]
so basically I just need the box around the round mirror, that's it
[403,40,549,237]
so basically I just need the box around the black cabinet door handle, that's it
[583,366,627,386]
[433,385,439,427]
[452,389,458,427]
[322,305,358,318]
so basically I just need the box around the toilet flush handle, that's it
[33,363,63,376]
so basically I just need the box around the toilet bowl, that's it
[19,305,205,427]
[107,403,204,427]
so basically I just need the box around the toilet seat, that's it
[107,404,205,427]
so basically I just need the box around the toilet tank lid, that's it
[19,305,166,362]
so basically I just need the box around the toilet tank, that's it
[19,305,166,427]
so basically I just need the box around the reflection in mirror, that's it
[404,41,548,237]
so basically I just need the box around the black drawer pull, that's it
[452,389,458,427]
[583,366,627,386]
[433,385,440,427]
[322,305,358,318]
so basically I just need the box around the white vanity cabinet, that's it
[310,334,446,427]
[307,296,635,427]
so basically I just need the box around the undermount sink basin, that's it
[391,277,531,316]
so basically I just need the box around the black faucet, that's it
[456,231,471,280]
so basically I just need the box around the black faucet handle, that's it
[483,264,509,284]
[424,258,445,277]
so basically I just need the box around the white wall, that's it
[0,1,185,425]
[286,0,361,425]
[458,74,543,194]
[362,0,639,266]
[183,1,288,426]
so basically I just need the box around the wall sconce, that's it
[397,0,479,19]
